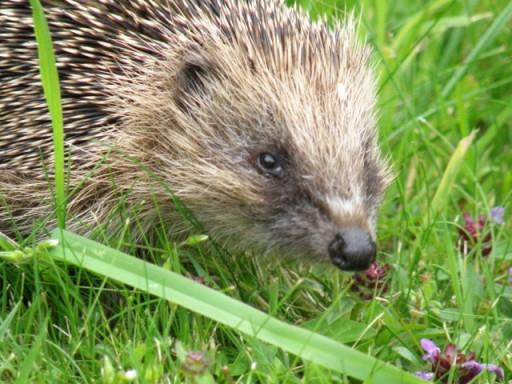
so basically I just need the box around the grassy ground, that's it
[1,0,511,382]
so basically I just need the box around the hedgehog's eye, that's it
[256,153,284,178]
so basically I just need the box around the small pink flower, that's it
[181,350,210,376]
[459,207,505,256]
[351,262,391,300]
[459,212,492,256]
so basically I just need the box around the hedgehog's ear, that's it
[175,53,216,111]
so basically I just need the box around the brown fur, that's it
[0,0,391,261]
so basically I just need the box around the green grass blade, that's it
[0,302,21,340]
[441,2,512,98]
[429,130,476,218]
[391,0,452,54]
[14,318,48,384]
[0,232,19,251]
[48,229,424,383]
[29,0,66,228]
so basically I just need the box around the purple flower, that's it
[421,339,440,363]
[508,267,512,285]
[490,206,505,225]
[460,360,484,382]
[416,371,435,380]
[417,339,504,383]
[481,364,505,380]
[459,362,505,383]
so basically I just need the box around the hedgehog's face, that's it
[163,43,390,271]
[235,107,388,271]
[247,149,381,271]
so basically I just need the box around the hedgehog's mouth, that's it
[327,228,376,271]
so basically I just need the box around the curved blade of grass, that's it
[0,232,19,251]
[0,302,21,340]
[391,0,452,53]
[49,229,423,383]
[429,130,476,219]
[30,0,66,228]
[441,2,512,98]
[14,317,48,384]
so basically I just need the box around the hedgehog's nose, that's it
[328,229,376,271]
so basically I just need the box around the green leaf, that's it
[302,317,377,343]
[182,234,209,247]
[29,0,66,228]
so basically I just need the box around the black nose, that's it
[328,229,376,271]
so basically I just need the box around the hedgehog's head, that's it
[118,11,391,271]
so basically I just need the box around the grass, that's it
[1,0,511,383]
[29,0,66,229]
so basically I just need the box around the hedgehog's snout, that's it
[328,229,376,271]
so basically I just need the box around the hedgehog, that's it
[0,0,391,271]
